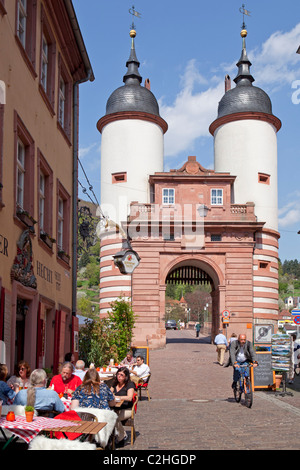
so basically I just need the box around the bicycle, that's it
[233,363,257,408]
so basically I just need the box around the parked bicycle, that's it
[233,363,257,408]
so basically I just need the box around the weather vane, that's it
[239,4,251,29]
[129,5,141,30]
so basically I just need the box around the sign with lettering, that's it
[252,351,275,389]
[0,234,8,257]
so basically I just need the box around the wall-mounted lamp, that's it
[197,204,209,218]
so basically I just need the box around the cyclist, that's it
[230,334,257,389]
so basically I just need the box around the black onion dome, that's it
[106,34,160,117]
[217,38,273,119]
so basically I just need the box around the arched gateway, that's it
[162,256,225,344]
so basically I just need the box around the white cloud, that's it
[278,192,300,228]
[159,23,300,160]
[79,142,99,159]
[159,61,224,158]
[251,23,300,87]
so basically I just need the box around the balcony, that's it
[129,202,256,223]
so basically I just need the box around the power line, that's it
[78,157,100,206]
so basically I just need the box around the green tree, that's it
[79,317,118,366]
[85,262,100,287]
[108,298,136,361]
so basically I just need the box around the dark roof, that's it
[106,35,160,117]
[217,40,273,119]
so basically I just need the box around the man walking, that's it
[214,329,228,366]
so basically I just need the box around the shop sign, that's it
[0,233,8,257]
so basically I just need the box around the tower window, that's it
[259,261,270,270]
[112,172,127,184]
[258,173,270,185]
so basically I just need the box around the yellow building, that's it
[0,0,94,374]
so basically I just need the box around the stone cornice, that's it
[209,111,282,135]
[97,111,168,134]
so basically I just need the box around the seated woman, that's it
[120,351,135,367]
[7,360,31,390]
[14,369,65,415]
[70,368,116,410]
[0,364,17,404]
[110,367,135,446]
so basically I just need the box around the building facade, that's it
[97,28,281,349]
[0,0,93,374]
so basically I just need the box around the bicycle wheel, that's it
[234,381,242,403]
[244,377,253,408]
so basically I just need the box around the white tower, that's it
[97,29,168,316]
[209,27,282,325]
[210,28,281,231]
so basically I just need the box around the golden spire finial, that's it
[239,4,250,47]
[129,6,141,47]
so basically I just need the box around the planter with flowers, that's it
[40,231,56,250]
[16,208,37,231]
[25,406,35,422]
[58,249,70,264]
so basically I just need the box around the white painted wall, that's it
[100,119,164,226]
[214,119,278,231]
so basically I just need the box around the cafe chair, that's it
[120,392,138,446]
[73,407,118,449]
[75,411,98,423]
[137,373,151,401]
[37,409,60,418]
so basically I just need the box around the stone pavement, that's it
[127,329,300,451]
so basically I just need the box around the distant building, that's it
[284,296,300,309]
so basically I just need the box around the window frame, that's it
[211,188,223,206]
[57,54,72,142]
[15,0,37,77]
[37,149,53,243]
[162,187,175,205]
[14,111,35,219]
[258,173,270,185]
[39,5,56,115]
[56,179,70,261]
[112,172,127,184]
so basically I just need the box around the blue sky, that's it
[73,0,300,262]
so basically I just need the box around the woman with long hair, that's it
[110,367,135,446]
[70,368,116,410]
[14,369,64,414]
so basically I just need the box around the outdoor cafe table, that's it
[0,415,80,450]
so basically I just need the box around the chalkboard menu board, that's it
[253,351,275,389]
[132,347,149,364]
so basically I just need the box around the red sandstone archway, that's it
[161,254,225,340]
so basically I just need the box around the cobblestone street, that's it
[129,329,300,451]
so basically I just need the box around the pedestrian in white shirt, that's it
[130,356,150,384]
[214,330,228,366]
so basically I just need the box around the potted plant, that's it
[25,405,35,422]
